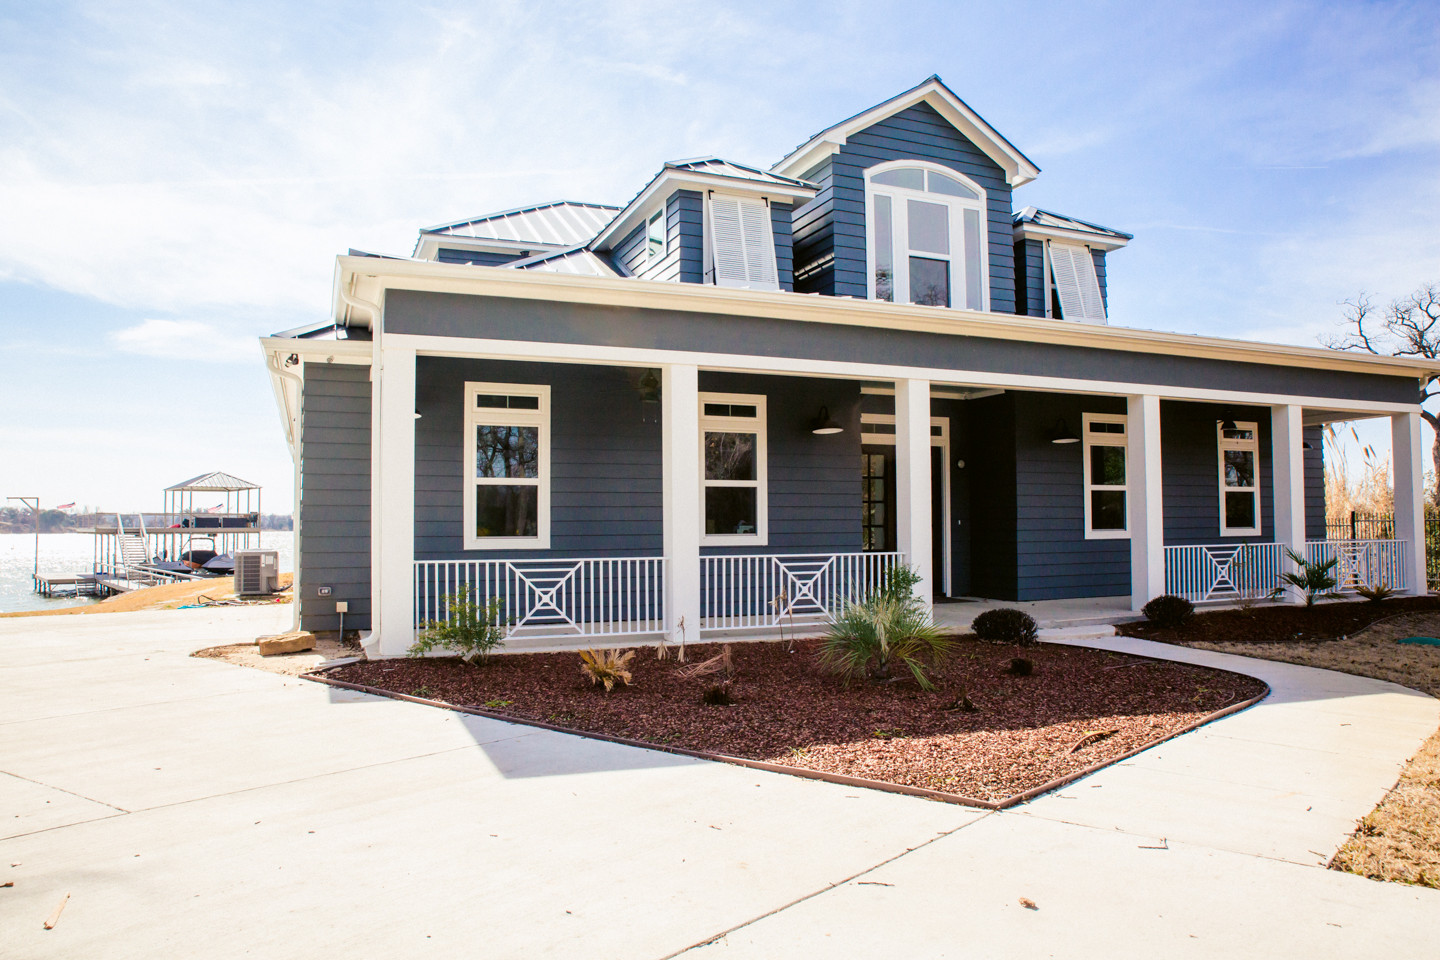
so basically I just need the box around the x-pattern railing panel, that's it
[1306,540,1407,593]
[1164,542,1284,604]
[700,552,903,633]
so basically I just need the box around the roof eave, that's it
[590,168,816,251]
[1013,222,1130,252]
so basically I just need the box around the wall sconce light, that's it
[1301,440,1314,449]
[637,369,661,423]
[1048,418,1079,444]
[414,409,422,420]
[1218,412,1238,431]
[810,406,844,435]
[284,353,299,367]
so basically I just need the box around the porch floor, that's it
[934,595,1139,633]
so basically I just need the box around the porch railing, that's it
[1163,542,1285,604]
[699,551,904,633]
[1306,539,1408,593]
[414,557,666,640]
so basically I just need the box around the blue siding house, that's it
[263,76,1433,656]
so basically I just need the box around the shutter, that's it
[708,194,778,290]
[1049,242,1106,321]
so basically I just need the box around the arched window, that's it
[865,161,988,311]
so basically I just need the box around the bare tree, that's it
[1326,282,1440,502]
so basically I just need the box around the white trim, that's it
[337,257,1440,381]
[1128,395,1165,611]
[1217,420,1262,537]
[698,392,768,546]
[645,209,666,263]
[1391,412,1428,595]
[1082,412,1129,540]
[894,380,933,610]
[864,160,989,311]
[1014,221,1129,252]
[860,414,951,596]
[1271,404,1307,603]
[771,77,1040,187]
[592,168,814,251]
[462,382,551,550]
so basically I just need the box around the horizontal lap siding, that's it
[1092,249,1108,314]
[835,102,1016,314]
[792,160,836,295]
[1014,238,1045,317]
[1305,425,1326,539]
[299,364,372,632]
[415,358,662,560]
[1013,393,1129,600]
[1161,401,1274,545]
[771,202,794,292]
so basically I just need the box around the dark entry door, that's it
[861,444,949,599]
[932,445,946,598]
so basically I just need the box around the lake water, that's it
[0,531,294,614]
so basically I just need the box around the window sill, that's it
[462,536,551,551]
[1084,530,1131,541]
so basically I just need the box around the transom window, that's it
[464,382,550,550]
[699,392,767,544]
[1218,421,1261,536]
[866,161,988,311]
[1082,413,1128,539]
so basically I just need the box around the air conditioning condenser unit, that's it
[234,550,280,596]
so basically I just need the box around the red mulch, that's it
[1120,596,1440,646]
[329,638,1264,803]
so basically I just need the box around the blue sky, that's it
[2,1,1437,513]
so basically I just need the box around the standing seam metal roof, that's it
[421,201,621,247]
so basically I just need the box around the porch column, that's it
[895,378,932,608]
[375,345,417,656]
[1392,411,1427,594]
[663,364,702,642]
[1128,394,1164,610]
[1271,404,1307,602]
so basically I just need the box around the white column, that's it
[1128,394,1164,610]
[1392,411,1427,594]
[375,345,417,656]
[663,364,702,642]
[1271,404,1307,602]
[895,379,932,609]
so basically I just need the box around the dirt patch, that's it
[0,573,293,618]
[327,638,1263,804]
[1119,595,1440,646]
[193,631,357,678]
[1140,605,1440,890]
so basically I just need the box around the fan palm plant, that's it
[819,594,953,691]
[1280,548,1339,607]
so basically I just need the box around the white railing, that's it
[414,557,666,640]
[1164,542,1285,604]
[699,552,904,633]
[1307,539,1408,593]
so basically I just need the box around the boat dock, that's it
[34,574,108,599]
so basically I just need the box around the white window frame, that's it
[864,159,990,312]
[702,192,779,291]
[1045,241,1107,323]
[1218,420,1262,537]
[463,382,550,551]
[1082,412,1129,540]
[699,391,768,546]
[645,208,666,262]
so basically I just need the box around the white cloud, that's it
[111,318,258,362]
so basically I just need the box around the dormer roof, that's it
[504,245,618,278]
[413,200,620,260]
[590,157,816,252]
[1013,206,1132,251]
[771,75,1040,187]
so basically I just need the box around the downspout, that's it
[267,350,305,633]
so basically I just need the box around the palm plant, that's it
[1280,548,1339,607]
[819,594,953,691]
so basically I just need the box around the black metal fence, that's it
[1325,512,1440,588]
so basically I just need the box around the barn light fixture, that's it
[1049,418,1080,444]
[810,406,844,435]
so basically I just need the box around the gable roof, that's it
[165,471,259,492]
[590,157,816,251]
[1013,206,1132,251]
[413,201,620,259]
[771,76,1040,187]
[505,245,618,278]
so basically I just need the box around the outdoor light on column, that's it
[810,406,844,435]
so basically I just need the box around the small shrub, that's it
[972,608,1038,646]
[579,648,635,693]
[876,564,924,603]
[1355,580,1397,604]
[408,587,505,664]
[820,596,953,690]
[1142,594,1195,628]
[1281,548,1339,607]
[701,683,735,706]
[1007,657,1034,676]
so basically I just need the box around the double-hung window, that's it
[1082,413,1128,539]
[865,161,988,311]
[1046,242,1107,322]
[1218,421,1261,536]
[704,194,778,290]
[464,382,549,550]
[699,393,767,545]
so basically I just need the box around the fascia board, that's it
[1014,222,1130,252]
[335,256,1440,380]
[592,169,816,251]
[259,335,372,363]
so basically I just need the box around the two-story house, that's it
[262,76,1434,656]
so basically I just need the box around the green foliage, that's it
[408,587,506,664]
[877,564,924,602]
[820,596,953,691]
[1354,580,1398,604]
[1280,548,1340,607]
[1142,594,1195,628]
[972,608,1039,646]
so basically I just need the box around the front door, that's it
[861,443,949,598]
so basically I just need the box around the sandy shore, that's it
[0,572,293,618]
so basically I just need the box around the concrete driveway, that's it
[1,607,1436,959]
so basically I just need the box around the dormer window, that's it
[704,193,779,291]
[646,210,666,261]
[865,161,988,311]
[1046,242,1107,322]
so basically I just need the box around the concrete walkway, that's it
[1,609,1436,958]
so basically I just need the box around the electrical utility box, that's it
[234,550,280,596]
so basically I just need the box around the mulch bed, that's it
[1119,596,1440,646]
[326,638,1265,804]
